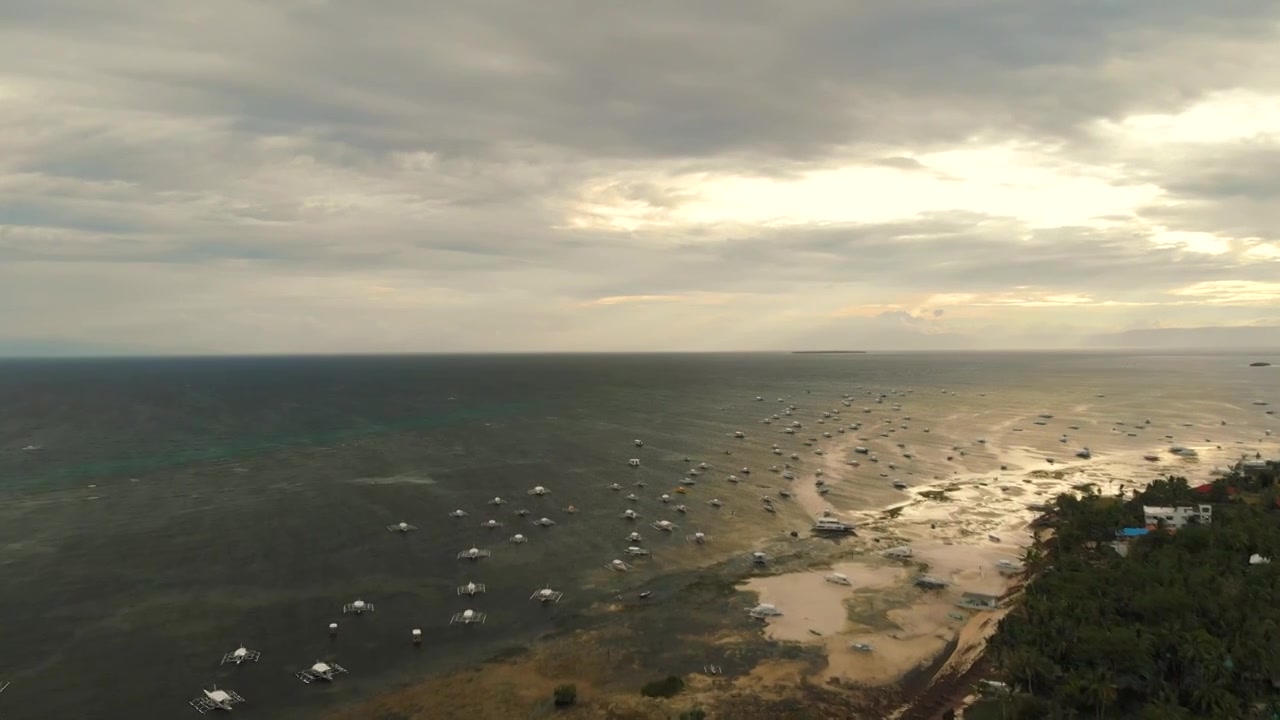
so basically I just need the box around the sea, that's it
[0,352,1275,720]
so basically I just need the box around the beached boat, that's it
[812,518,856,534]
[748,603,782,618]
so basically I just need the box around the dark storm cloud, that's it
[1130,147,1280,242]
[6,1,1278,164]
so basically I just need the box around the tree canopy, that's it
[987,460,1280,719]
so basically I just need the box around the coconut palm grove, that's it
[987,460,1280,718]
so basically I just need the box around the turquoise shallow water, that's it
[0,352,1275,719]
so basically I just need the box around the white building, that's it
[1143,504,1212,529]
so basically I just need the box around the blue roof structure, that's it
[1117,527,1149,537]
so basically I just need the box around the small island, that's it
[791,350,868,354]
[1250,361,1272,367]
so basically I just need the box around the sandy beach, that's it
[732,401,1277,716]
[319,388,1278,720]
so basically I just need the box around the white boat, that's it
[748,603,782,618]
[812,518,856,534]
[190,686,245,713]
[995,559,1023,574]
[825,573,851,586]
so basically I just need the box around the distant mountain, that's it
[1085,326,1280,349]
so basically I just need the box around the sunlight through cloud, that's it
[568,145,1164,232]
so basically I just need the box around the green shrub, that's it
[679,710,707,720]
[553,684,577,706]
[640,675,684,698]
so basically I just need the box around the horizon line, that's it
[1,347,1277,361]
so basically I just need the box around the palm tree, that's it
[1021,544,1047,573]
[989,468,1280,717]
[1139,698,1192,719]
[1187,683,1236,717]
[1083,669,1117,719]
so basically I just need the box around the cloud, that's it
[2,1,1280,353]
[1169,281,1280,305]
[580,293,735,307]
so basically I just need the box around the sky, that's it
[2,1,1280,355]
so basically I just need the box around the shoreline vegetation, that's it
[979,458,1280,719]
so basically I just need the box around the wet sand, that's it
[321,389,1278,720]
[728,403,1277,713]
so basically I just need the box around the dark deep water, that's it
[0,352,1275,719]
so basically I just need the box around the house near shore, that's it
[1143,504,1212,529]
[1111,527,1149,557]
[1193,482,1239,498]
[915,575,949,590]
[1242,459,1269,473]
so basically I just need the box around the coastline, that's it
[730,430,1045,717]
[321,407,1277,720]
[315,457,1030,719]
